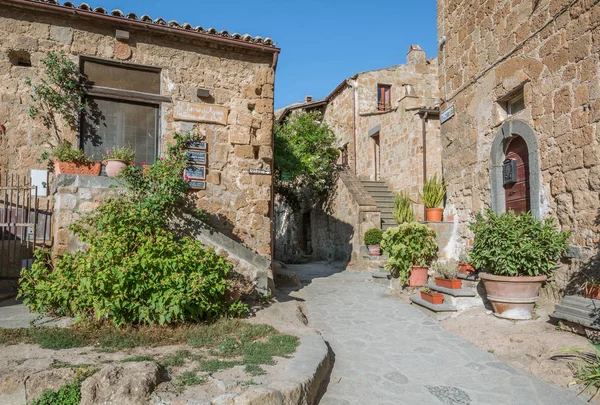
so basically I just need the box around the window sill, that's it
[359,108,397,117]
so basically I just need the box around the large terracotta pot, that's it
[104,159,128,177]
[368,245,381,257]
[54,161,102,176]
[408,266,429,287]
[479,273,547,320]
[425,208,443,222]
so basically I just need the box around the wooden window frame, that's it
[377,84,392,111]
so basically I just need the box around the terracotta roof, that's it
[9,0,278,50]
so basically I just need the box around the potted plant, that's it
[364,228,383,256]
[421,173,445,222]
[458,251,476,275]
[381,222,437,287]
[470,209,570,320]
[432,259,462,289]
[583,278,600,300]
[51,140,101,176]
[393,191,415,224]
[104,145,135,177]
[420,287,444,305]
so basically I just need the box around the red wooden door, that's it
[504,136,530,214]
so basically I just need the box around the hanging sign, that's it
[187,150,207,165]
[440,105,456,124]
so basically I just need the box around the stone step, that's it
[0,290,17,303]
[551,296,600,331]
[410,295,457,321]
[425,283,477,297]
[361,181,386,185]
[374,201,394,208]
[382,223,397,230]
[457,273,479,281]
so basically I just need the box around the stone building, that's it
[0,0,278,291]
[276,46,443,264]
[437,0,600,299]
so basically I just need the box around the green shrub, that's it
[364,228,383,246]
[469,209,569,277]
[431,259,458,280]
[393,191,415,224]
[31,381,81,405]
[19,133,248,326]
[105,145,135,163]
[420,173,445,208]
[52,140,91,164]
[380,223,438,284]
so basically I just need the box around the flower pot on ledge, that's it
[421,290,444,305]
[458,262,476,275]
[368,245,382,256]
[54,161,102,176]
[408,266,429,287]
[434,277,462,290]
[425,208,443,222]
[104,159,129,177]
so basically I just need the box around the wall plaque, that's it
[174,101,229,125]
[440,105,456,124]
[187,151,207,165]
[186,165,206,180]
[188,181,206,190]
[187,141,207,150]
[249,169,271,175]
[502,158,518,186]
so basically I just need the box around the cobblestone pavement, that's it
[292,265,585,405]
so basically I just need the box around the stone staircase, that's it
[409,273,483,320]
[360,180,398,230]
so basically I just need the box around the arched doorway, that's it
[490,120,541,218]
[504,136,531,215]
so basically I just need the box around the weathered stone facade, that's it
[437,0,600,299]
[276,47,443,263]
[0,0,278,259]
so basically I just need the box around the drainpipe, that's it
[347,79,358,174]
[422,112,428,220]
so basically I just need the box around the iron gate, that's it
[0,174,49,282]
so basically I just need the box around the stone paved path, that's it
[292,265,585,405]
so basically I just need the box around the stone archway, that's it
[490,120,541,218]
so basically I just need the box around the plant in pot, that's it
[458,250,476,275]
[364,228,383,257]
[583,277,600,300]
[420,287,444,305]
[470,209,570,320]
[421,173,445,222]
[431,259,462,289]
[381,222,437,287]
[50,140,101,176]
[104,145,135,177]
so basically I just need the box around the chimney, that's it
[407,44,426,66]
[304,96,313,103]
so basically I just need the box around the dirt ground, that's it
[440,304,595,394]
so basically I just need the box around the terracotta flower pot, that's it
[104,159,128,177]
[434,277,462,290]
[479,273,547,320]
[421,290,444,305]
[368,245,381,257]
[585,285,600,300]
[408,266,429,287]
[425,208,443,222]
[458,262,476,275]
[54,161,102,176]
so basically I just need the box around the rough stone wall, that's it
[437,0,600,298]
[0,3,276,258]
[323,52,441,210]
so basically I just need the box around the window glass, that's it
[82,98,158,166]
[377,85,391,111]
[508,95,525,115]
[83,60,160,94]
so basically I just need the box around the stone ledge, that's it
[410,295,457,312]
[457,273,479,281]
[551,295,600,331]
[211,333,330,405]
[52,174,123,194]
[425,283,477,297]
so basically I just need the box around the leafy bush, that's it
[552,344,600,401]
[52,140,91,164]
[420,173,445,208]
[364,228,383,246]
[31,381,81,405]
[381,223,438,284]
[469,209,570,277]
[431,259,458,280]
[19,133,248,326]
[105,145,135,163]
[393,191,415,224]
[274,111,340,213]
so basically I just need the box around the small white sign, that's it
[440,105,456,124]
[249,169,271,175]
[30,169,48,197]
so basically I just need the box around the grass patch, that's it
[244,364,265,376]
[31,381,81,405]
[175,371,206,387]
[197,359,241,373]
[121,355,154,363]
[159,350,191,368]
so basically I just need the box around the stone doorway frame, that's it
[490,119,541,219]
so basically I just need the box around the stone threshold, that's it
[425,283,476,297]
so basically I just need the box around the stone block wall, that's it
[0,2,277,259]
[437,0,600,299]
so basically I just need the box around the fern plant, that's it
[393,191,415,224]
[421,173,446,208]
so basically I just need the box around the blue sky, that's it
[94,0,438,109]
